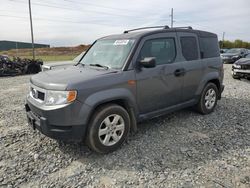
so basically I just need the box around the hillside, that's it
[0,45,90,61]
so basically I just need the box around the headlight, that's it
[45,90,77,105]
[233,64,241,69]
[232,55,239,59]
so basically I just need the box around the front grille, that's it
[241,64,250,70]
[38,91,45,101]
[30,86,45,102]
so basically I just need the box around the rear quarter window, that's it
[180,37,199,61]
[199,37,220,58]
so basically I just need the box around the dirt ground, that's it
[0,64,249,187]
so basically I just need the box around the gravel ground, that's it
[0,64,249,188]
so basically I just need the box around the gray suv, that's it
[25,26,224,153]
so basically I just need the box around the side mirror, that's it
[139,57,156,68]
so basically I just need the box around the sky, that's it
[0,0,250,46]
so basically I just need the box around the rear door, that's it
[134,32,184,114]
[177,32,205,102]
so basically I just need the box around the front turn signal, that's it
[67,91,77,103]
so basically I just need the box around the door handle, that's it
[174,68,186,77]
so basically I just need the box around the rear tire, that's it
[195,83,218,115]
[86,104,130,154]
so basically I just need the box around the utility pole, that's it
[170,8,174,28]
[15,42,19,57]
[28,0,35,59]
[221,32,225,48]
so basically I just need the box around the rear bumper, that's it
[25,97,89,142]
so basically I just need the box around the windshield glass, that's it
[73,51,85,63]
[227,48,241,54]
[246,54,250,58]
[80,39,135,69]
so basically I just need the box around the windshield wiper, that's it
[89,63,109,70]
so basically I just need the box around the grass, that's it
[0,45,90,62]
[17,55,75,62]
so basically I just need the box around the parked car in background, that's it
[25,26,224,153]
[0,54,9,60]
[221,48,248,63]
[1,55,43,76]
[232,53,250,80]
[220,48,228,54]
[41,51,85,71]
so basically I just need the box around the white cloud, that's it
[0,0,249,46]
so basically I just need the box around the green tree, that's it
[219,39,250,49]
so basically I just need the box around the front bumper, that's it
[25,96,91,141]
[232,68,250,78]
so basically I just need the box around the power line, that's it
[0,14,120,27]
[62,0,141,13]
[10,0,148,20]
[175,19,225,33]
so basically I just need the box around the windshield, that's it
[73,51,85,63]
[80,39,135,69]
[246,54,250,58]
[227,48,241,54]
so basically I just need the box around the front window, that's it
[139,38,176,65]
[80,39,135,69]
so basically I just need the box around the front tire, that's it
[195,83,218,115]
[86,104,130,153]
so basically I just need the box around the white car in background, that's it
[42,51,85,71]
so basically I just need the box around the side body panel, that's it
[176,32,205,102]
[132,32,184,114]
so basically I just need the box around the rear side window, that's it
[180,37,199,61]
[139,38,176,65]
[200,37,220,58]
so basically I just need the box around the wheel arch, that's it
[196,72,222,99]
[83,91,138,137]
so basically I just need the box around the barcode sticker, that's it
[113,40,129,45]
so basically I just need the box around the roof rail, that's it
[173,26,193,29]
[124,25,169,33]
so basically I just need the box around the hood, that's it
[43,61,73,67]
[31,65,118,90]
[235,58,250,65]
[222,52,240,57]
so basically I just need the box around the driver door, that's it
[134,33,184,114]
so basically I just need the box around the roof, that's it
[100,27,217,40]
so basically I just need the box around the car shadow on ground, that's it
[57,96,250,172]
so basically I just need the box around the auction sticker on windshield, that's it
[113,40,130,45]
